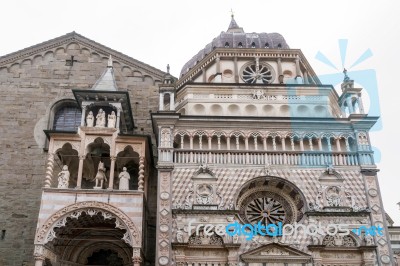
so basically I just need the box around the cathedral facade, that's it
[0,17,394,266]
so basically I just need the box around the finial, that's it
[230,9,234,18]
[343,68,350,82]
[167,64,170,74]
[108,55,113,68]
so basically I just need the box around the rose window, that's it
[236,177,306,229]
[241,61,274,84]
[239,191,294,226]
[246,197,286,226]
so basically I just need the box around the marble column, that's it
[108,156,116,189]
[76,155,85,189]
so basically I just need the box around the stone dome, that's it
[180,16,290,77]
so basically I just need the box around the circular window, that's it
[236,177,305,227]
[240,191,293,226]
[240,61,275,84]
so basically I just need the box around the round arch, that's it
[35,201,141,247]
[234,176,307,226]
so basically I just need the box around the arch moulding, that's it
[34,201,141,247]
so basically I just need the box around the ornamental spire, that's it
[227,10,244,33]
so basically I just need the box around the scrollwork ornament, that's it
[35,201,140,247]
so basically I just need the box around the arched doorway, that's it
[34,202,141,266]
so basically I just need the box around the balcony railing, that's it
[171,149,374,166]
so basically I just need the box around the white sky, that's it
[1,0,399,223]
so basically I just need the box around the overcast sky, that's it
[1,0,399,224]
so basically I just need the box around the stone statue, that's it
[118,167,130,190]
[94,161,107,189]
[86,111,94,127]
[57,165,70,188]
[311,235,319,245]
[176,229,184,243]
[95,109,106,127]
[107,111,116,128]
[364,233,374,245]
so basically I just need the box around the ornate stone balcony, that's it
[173,149,374,166]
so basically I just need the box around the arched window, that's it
[50,100,81,131]
[53,105,81,131]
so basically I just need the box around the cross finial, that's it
[167,64,170,74]
[230,9,234,18]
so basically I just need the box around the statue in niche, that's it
[95,109,106,127]
[94,161,107,189]
[57,165,70,188]
[118,167,130,190]
[86,111,94,127]
[107,111,116,128]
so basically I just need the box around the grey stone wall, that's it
[0,40,163,266]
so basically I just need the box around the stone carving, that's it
[94,161,107,189]
[184,183,194,209]
[95,108,106,127]
[35,201,140,246]
[57,165,70,189]
[309,189,323,211]
[188,231,223,245]
[326,186,341,207]
[260,248,289,256]
[311,235,320,245]
[160,128,171,147]
[227,200,234,210]
[132,247,142,263]
[252,90,265,99]
[86,111,94,127]
[107,111,116,128]
[322,235,357,247]
[263,162,272,175]
[368,188,378,197]
[118,167,130,190]
[196,184,213,204]
[176,229,184,243]
[364,233,374,246]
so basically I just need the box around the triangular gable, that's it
[0,31,166,80]
[240,243,312,263]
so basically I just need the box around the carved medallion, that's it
[160,192,170,200]
[381,255,391,263]
[368,188,378,197]
[160,224,169,233]
[158,256,169,265]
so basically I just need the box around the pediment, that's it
[240,243,311,263]
[0,31,166,80]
